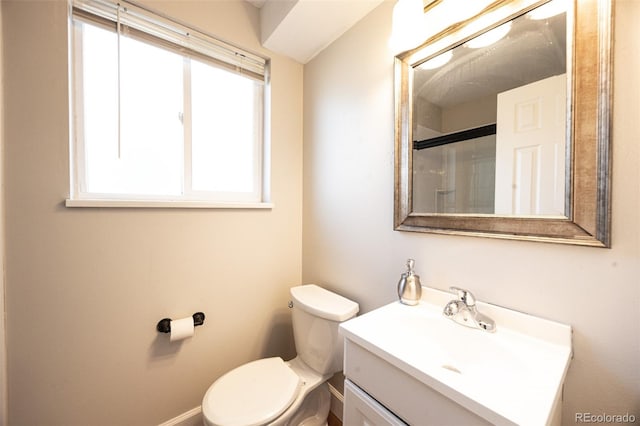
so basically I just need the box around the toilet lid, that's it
[202,357,302,426]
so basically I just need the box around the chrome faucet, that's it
[443,287,496,332]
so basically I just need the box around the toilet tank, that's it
[290,285,359,376]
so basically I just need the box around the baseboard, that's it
[327,382,344,422]
[157,406,202,426]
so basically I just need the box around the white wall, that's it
[303,1,640,424]
[1,1,302,424]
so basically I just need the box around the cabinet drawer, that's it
[344,379,407,426]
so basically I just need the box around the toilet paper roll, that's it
[170,317,195,342]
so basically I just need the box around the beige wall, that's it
[441,94,497,133]
[303,1,639,424]
[1,1,302,425]
[0,2,6,425]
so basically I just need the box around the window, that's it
[68,0,270,207]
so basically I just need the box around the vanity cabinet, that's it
[338,289,572,425]
[343,339,493,426]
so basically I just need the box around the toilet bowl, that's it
[202,284,359,426]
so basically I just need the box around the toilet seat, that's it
[202,357,302,426]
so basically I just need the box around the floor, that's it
[328,412,342,426]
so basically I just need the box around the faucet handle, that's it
[449,287,476,307]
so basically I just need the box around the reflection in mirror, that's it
[412,3,567,216]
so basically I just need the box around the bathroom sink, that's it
[339,287,572,425]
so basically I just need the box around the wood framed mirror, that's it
[394,0,613,247]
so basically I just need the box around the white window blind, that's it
[72,0,266,80]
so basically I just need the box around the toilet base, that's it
[285,383,331,426]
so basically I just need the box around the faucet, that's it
[443,287,496,332]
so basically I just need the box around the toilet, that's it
[202,284,359,426]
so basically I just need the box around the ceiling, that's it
[245,0,384,64]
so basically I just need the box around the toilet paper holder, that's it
[156,312,205,333]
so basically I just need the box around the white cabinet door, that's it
[344,380,407,426]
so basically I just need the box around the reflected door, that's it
[494,74,566,216]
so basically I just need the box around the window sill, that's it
[65,199,274,209]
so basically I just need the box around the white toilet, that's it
[202,284,359,426]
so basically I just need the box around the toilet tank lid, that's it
[290,284,359,321]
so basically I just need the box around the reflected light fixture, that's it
[419,50,453,70]
[390,0,425,54]
[465,21,512,48]
[528,0,567,20]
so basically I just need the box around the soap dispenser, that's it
[397,259,422,305]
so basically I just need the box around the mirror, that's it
[394,0,613,247]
